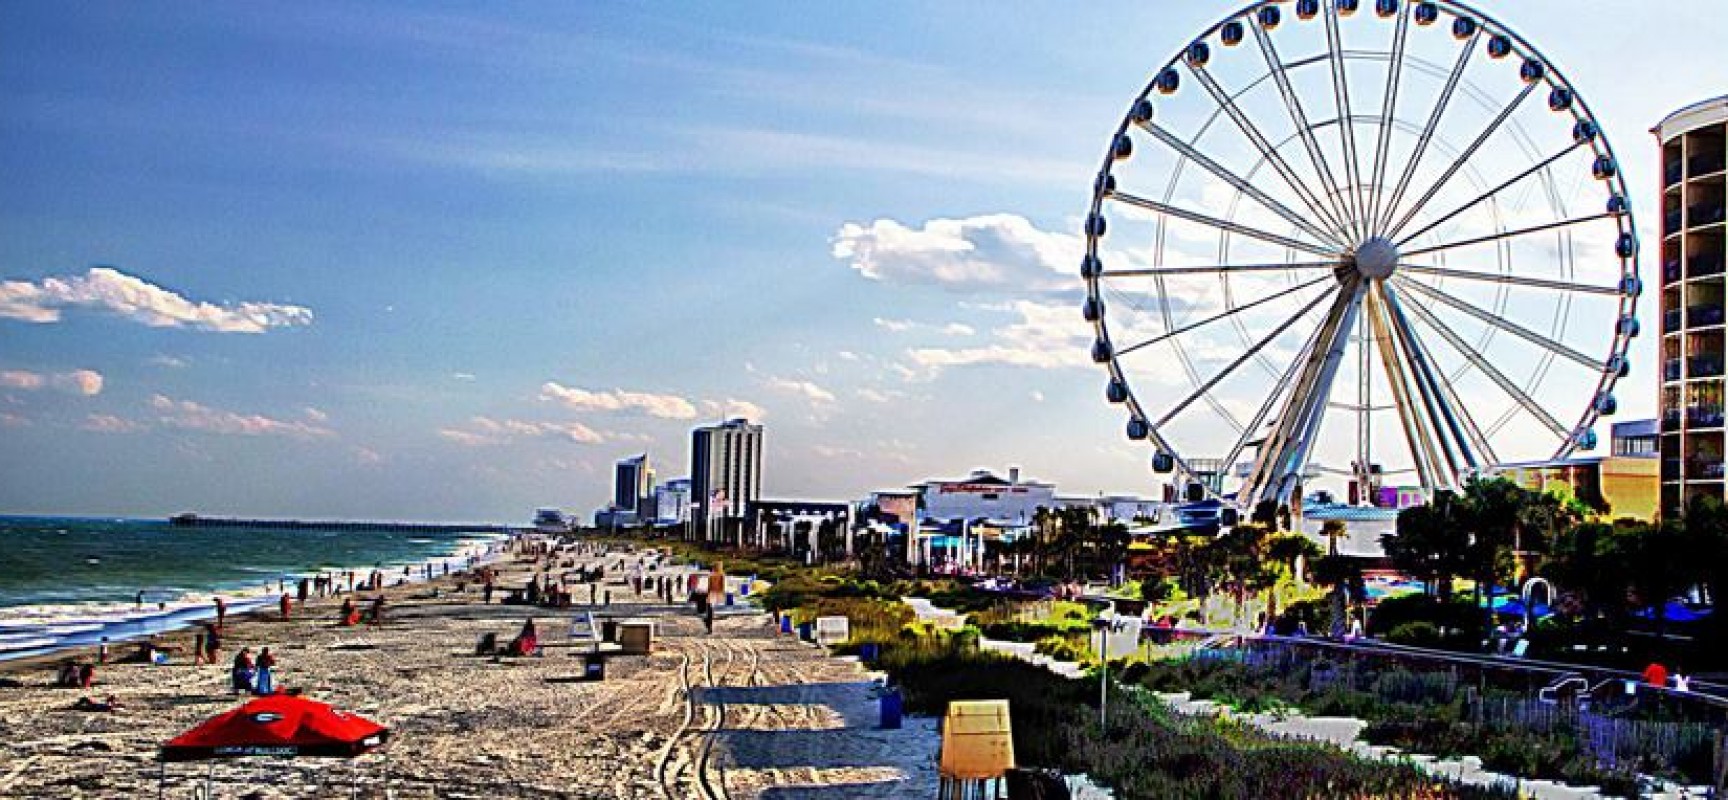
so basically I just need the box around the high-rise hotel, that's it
[1656,95,1728,516]
[689,418,763,542]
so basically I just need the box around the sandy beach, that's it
[0,542,940,799]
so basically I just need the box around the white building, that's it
[652,478,692,526]
[916,468,1055,526]
[690,418,764,542]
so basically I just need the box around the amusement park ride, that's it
[1083,0,1641,527]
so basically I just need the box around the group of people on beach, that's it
[229,646,279,695]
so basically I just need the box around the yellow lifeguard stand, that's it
[938,700,1014,799]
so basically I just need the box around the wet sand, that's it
[0,546,939,799]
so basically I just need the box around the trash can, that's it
[879,688,903,729]
[601,619,618,642]
[724,592,735,607]
[860,643,880,662]
[798,621,814,641]
[740,582,751,597]
[582,653,605,681]
[779,615,792,634]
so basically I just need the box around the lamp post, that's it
[1092,616,1110,731]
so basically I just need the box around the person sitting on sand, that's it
[231,648,255,695]
[510,618,539,657]
[338,598,356,626]
[368,596,386,626]
[56,662,81,688]
[254,647,277,695]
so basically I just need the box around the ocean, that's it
[0,516,508,660]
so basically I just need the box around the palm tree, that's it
[1320,519,1348,557]
[1267,532,1323,587]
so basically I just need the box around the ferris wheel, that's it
[1082,0,1640,513]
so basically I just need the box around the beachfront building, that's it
[1656,96,1728,517]
[614,454,653,517]
[689,418,763,543]
[747,499,852,562]
[651,478,692,529]
[1496,419,1661,521]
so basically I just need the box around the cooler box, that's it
[815,616,850,646]
[940,700,1015,780]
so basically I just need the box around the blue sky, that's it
[2,2,1724,521]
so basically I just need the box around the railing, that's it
[1688,460,1727,480]
[1666,210,1684,236]
[1690,305,1727,327]
[1688,203,1727,228]
[1686,406,1725,428]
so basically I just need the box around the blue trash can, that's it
[860,643,880,662]
[879,688,903,729]
[798,621,814,641]
[779,615,792,634]
[740,582,751,597]
[724,592,735,607]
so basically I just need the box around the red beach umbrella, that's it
[160,692,389,761]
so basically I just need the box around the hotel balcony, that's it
[1665,309,1684,334]
[1689,406,1727,428]
[1693,255,1726,278]
[1667,161,1685,186]
[1665,411,1683,431]
[1666,210,1684,236]
[1690,203,1727,229]
[1689,355,1725,378]
[1665,358,1684,381]
[1692,151,1727,177]
[1688,460,1727,480]
[1665,259,1684,282]
[1689,305,1727,327]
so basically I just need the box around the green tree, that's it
[1206,523,1278,627]
[1266,532,1322,586]
[1384,499,1472,600]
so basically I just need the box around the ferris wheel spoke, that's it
[1138,119,1348,249]
[1323,3,1367,242]
[1379,283,1486,473]
[1101,260,1337,278]
[1382,81,1540,240]
[1375,27,1482,234]
[1220,322,1323,488]
[1245,22,1354,239]
[1188,64,1352,237]
[1400,211,1618,258]
[1366,3,1413,232]
[1107,190,1338,257]
[1150,286,1333,430]
[1115,273,1335,358]
[1393,140,1590,248]
[1394,263,1620,295]
[1395,284,1571,438]
[1392,275,1600,369]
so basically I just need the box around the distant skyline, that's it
[2,2,1724,521]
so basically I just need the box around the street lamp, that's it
[1092,616,1111,731]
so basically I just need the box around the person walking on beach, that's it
[193,631,207,666]
[368,596,386,626]
[254,647,277,695]
[203,623,222,664]
[213,597,227,631]
[279,592,292,620]
[135,590,144,611]
[297,578,309,604]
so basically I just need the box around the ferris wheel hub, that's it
[1352,236,1400,281]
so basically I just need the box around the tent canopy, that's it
[161,692,388,762]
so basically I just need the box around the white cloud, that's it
[0,412,30,428]
[833,214,1080,293]
[441,415,605,446]
[0,267,312,332]
[302,406,329,423]
[813,444,866,459]
[873,317,977,336]
[539,382,698,419]
[151,394,333,439]
[451,372,477,381]
[856,388,906,404]
[352,446,385,465]
[904,300,1089,377]
[82,413,147,434]
[148,354,189,369]
[0,371,44,391]
[764,376,836,405]
[0,368,104,396]
[701,398,767,422]
[837,350,861,361]
[1030,390,1046,403]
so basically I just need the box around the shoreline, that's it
[0,533,513,667]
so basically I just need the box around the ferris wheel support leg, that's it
[1379,283,1479,479]
[1238,279,1365,518]
[1366,290,1446,498]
